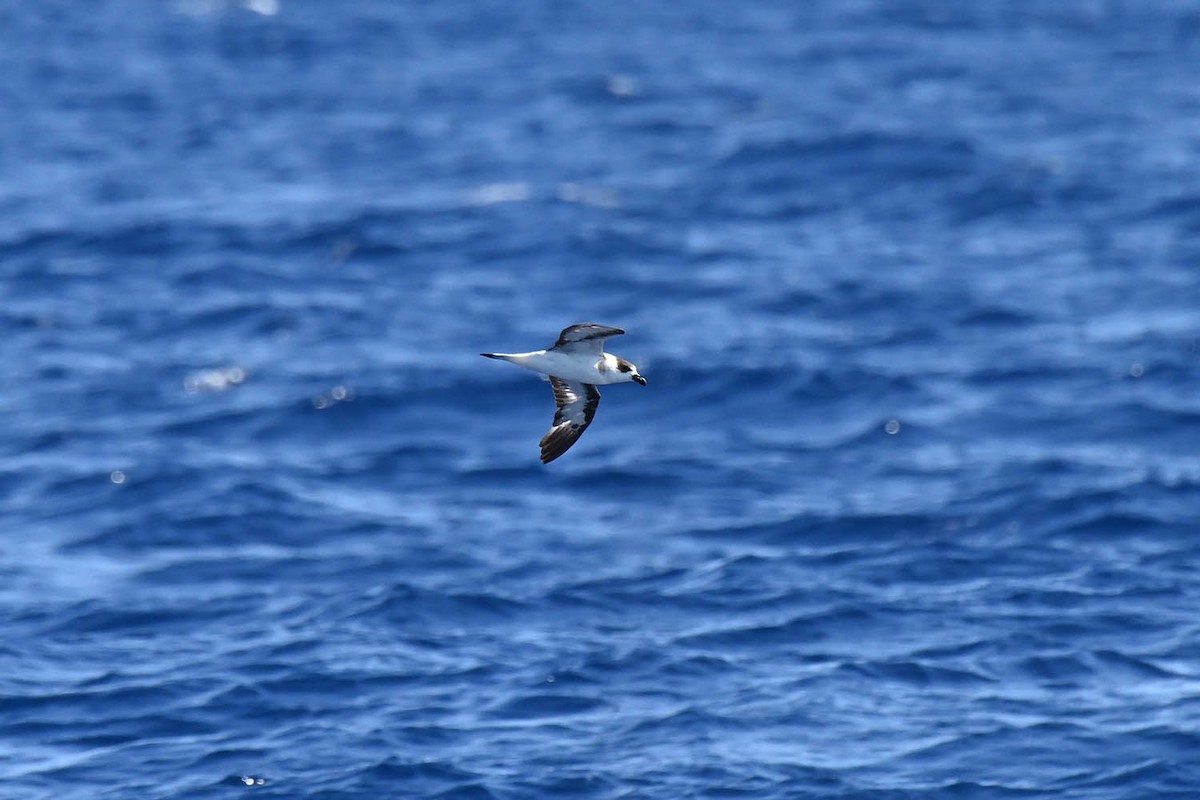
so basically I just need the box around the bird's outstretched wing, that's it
[550,323,625,355]
[539,377,601,463]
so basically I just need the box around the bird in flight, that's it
[482,323,647,463]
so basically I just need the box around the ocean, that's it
[3,1,1200,797]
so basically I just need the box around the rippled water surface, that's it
[4,1,1200,798]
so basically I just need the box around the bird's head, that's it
[615,359,647,386]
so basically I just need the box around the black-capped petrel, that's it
[482,323,647,463]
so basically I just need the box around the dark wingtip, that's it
[539,427,578,464]
[540,443,564,464]
[481,353,500,359]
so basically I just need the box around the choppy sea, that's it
[4,1,1200,798]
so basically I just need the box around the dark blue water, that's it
[4,1,1200,797]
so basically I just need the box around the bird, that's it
[482,323,647,463]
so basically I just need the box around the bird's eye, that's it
[618,363,631,373]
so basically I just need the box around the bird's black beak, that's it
[633,375,647,386]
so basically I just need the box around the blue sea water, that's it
[3,0,1200,797]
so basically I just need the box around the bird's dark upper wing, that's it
[539,377,601,463]
[550,323,625,355]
